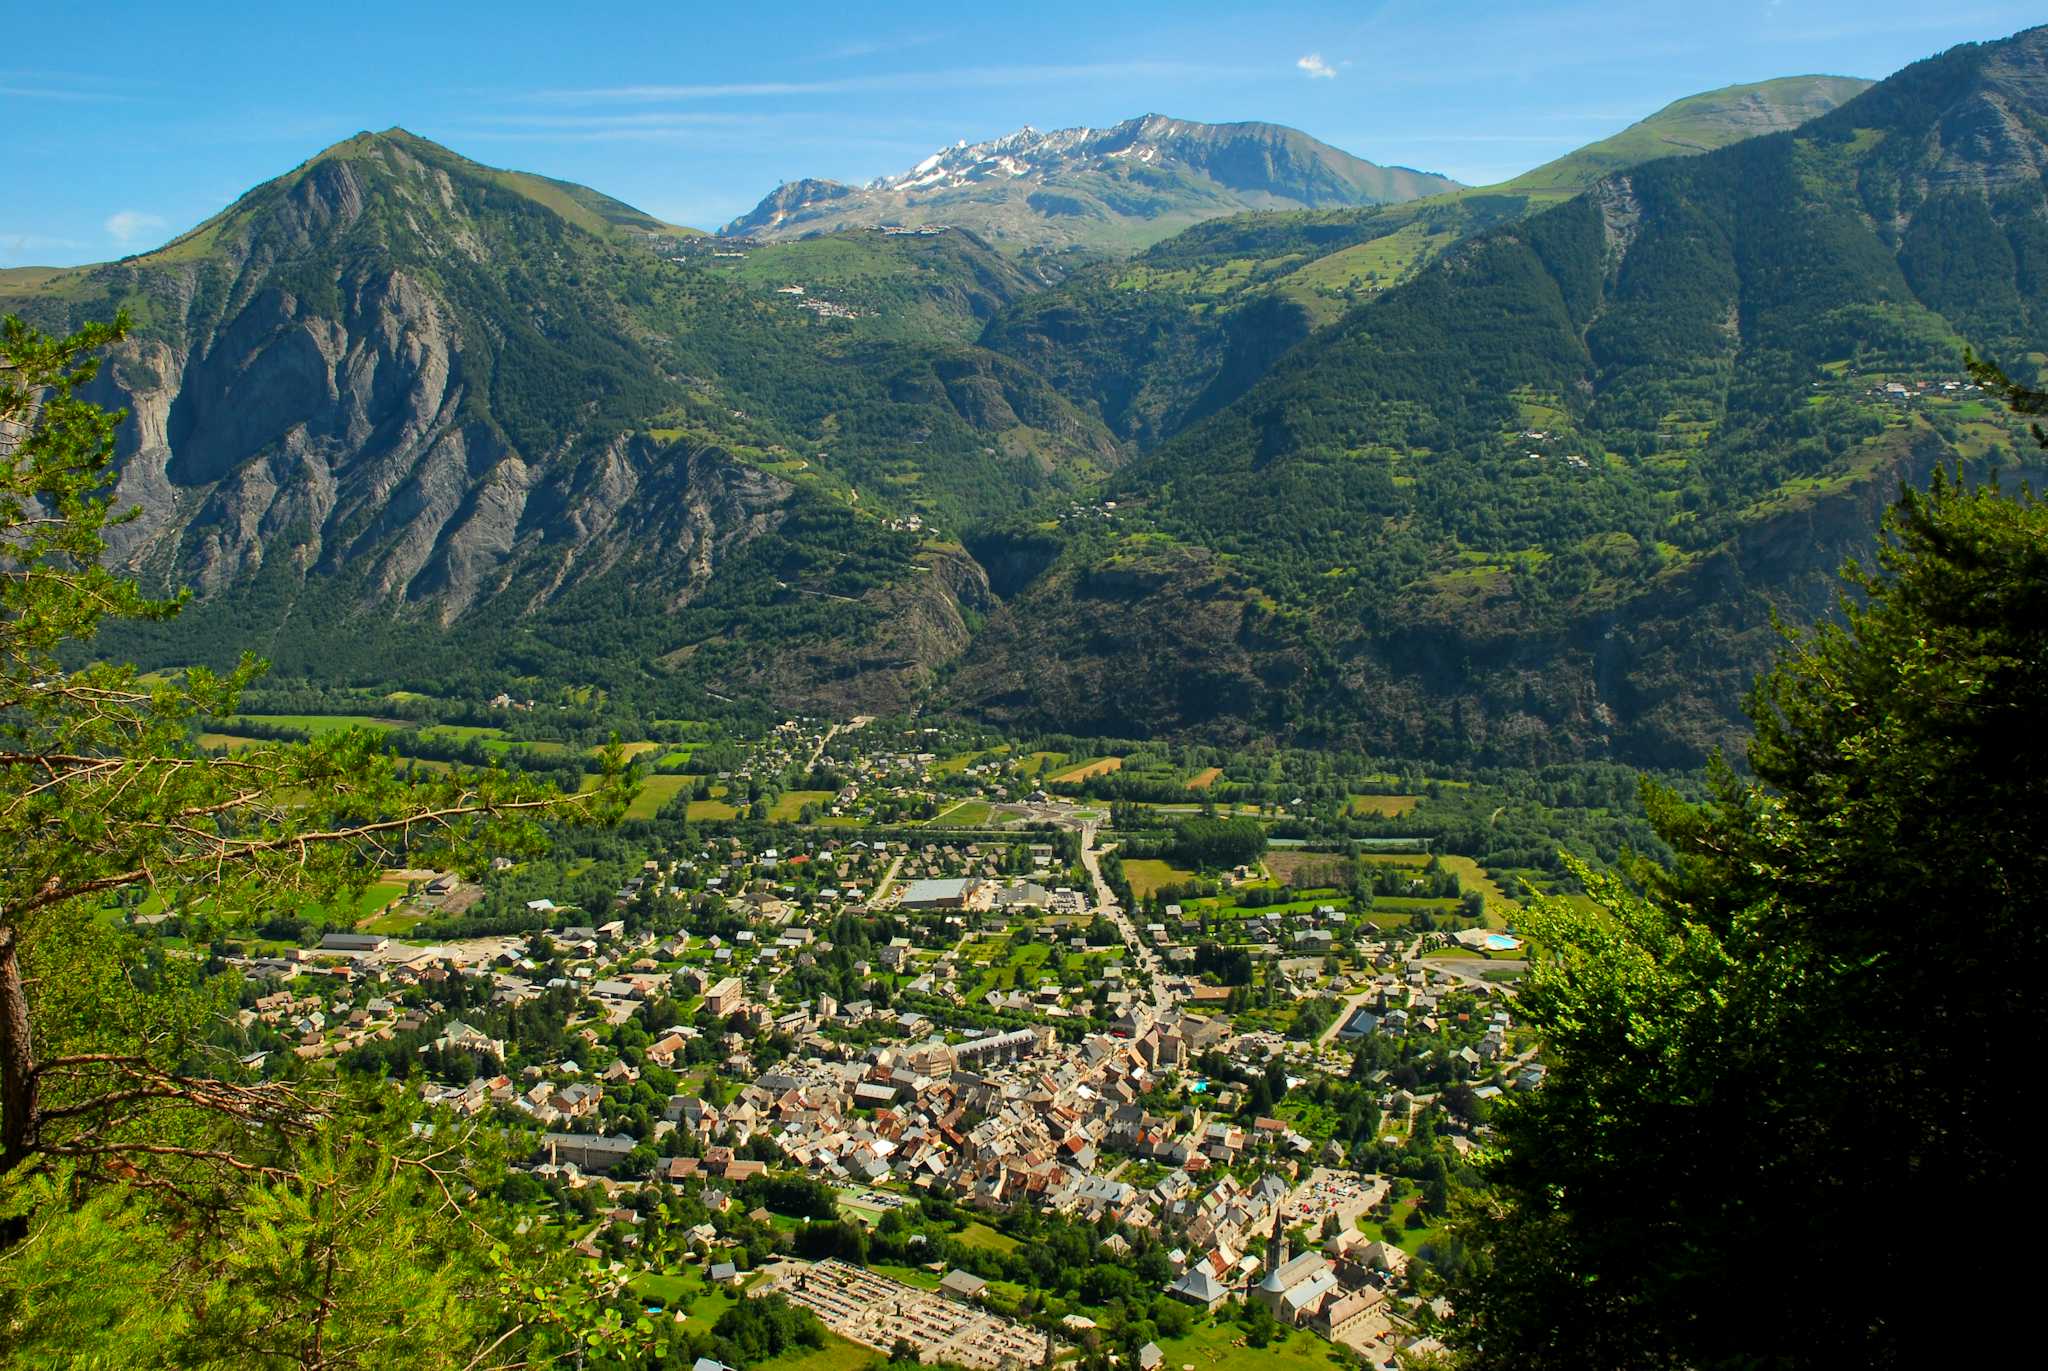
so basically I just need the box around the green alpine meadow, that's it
[2,9,2043,1368]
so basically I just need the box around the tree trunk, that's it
[0,923,38,1176]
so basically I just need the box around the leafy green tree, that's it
[1446,469,2046,1368]
[0,315,631,1363]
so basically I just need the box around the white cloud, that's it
[104,209,166,246]
[1297,53,1338,80]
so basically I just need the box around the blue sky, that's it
[4,1,2040,266]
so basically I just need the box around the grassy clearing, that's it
[1384,1192,1456,1256]
[951,1220,1020,1254]
[1348,794,1421,817]
[198,732,263,751]
[926,799,993,827]
[418,724,504,743]
[1124,859,1197,899]
[1437,855,1517,926]
[1154,1310,1354,1371]
[769,789,836,822]
[627,774,693,821]
[871,1262,942,1290]
[627,1268,735,1329]
[232,713,400,736]
[754,1333,877,1371]
[686,791,740,822]
[347,881,407,922]
[963,940,1053,1000]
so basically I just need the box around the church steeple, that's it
[1259,1205,1289,1292]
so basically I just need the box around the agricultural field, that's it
[686,787,741,822]
[231,713,400,736]
[627,774,694,821]
[1436,854,1518,925]
[416,724,501,743]
[768,789,837,822]
[1347,794,1421,817]
[1186,766,1223,789]
[1124,858,1197,898]
[1049,756,1122,784]
[197,732,262,751]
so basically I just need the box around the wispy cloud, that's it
[0,82,139,102]
[470,111,777,131]
[818,31,949,62]
[1297,53,1339,80]
[532,61,1254,103]
[0,230,87,266]
[104,209,167,246]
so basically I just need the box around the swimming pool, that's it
[1484,933,1522,951]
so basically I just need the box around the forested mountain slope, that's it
[0,130,1121,713]
[949,28,2048,764]
[978,75,1875,449]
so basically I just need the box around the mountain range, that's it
[720,114,1462,256]
[3,27,2044,764]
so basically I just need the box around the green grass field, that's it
[627,1268,735,1329]
[754,1332,877,1371]
[870,1263,942,1290]
[232,713,400,736]
[1437,855,1517,927]
[1348,794,1421,817]
[926,799,993,827]
[962,940,1054,1000]
[951,1220,1020,1255]
[769,789,836,822]
[197,732,262,751]
[1155,1311,1354,1371]
[686,786,741,822]
[627,774,693,821]
[417,724,503,743]
[1124,858,1197,899]
[347,881,406,921]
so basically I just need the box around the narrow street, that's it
[1079,820,1169,1010]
